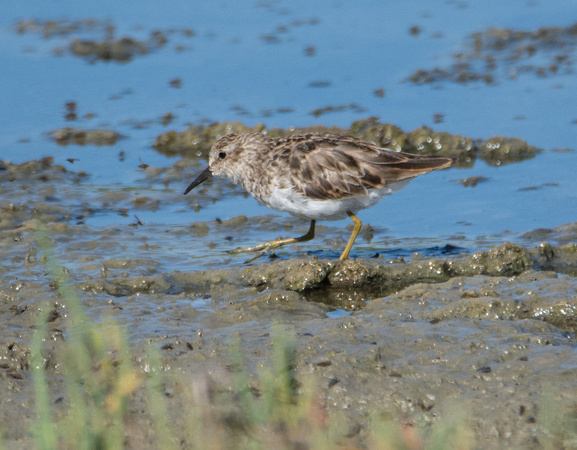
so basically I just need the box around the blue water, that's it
[1,0,576,269]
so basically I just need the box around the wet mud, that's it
[1,142,577,447]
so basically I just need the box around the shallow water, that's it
[2,1,576,270]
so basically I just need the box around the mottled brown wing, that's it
[286,134,453,200]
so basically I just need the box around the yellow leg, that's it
[228,220,316,260]
[339,212,362,260]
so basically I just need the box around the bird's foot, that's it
[227,220,316,264]
[228,239,289,263]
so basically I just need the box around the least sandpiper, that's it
[184,132,454,261]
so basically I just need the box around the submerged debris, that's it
[13,19,195,62]
[459,175,491,187]
[408,22,577,84]
[48,127,125,146]
[69,37,153,62]
[0,156,88,186]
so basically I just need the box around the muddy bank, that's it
[2,264,577,448]
[1,131,576,447]
[2,213,577,447]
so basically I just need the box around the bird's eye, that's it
[218,152,226,159]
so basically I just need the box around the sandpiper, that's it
[184,132,454,261]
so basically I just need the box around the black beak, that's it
[184,167,213,195]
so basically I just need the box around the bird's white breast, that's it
[259,179,411,221]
